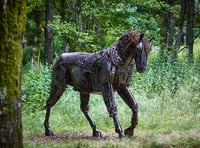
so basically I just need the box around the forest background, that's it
[0,0,200,147]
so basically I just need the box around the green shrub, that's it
[22,65,51,112]
[131,59,200,99]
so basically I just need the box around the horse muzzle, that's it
[136,66,146,73]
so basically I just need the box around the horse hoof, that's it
[45,131,55,136]
[124,128,133,136]
[93,130,102,138]
[119,132,125,139]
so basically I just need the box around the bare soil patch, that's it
[26,133,119,143]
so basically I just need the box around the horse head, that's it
[119,30,152,73]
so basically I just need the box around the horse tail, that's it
[42,59,67,110]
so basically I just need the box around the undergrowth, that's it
[22,65,51,112]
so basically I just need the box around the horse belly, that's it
[67,65,83,91]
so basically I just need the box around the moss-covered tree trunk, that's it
[0,0,26,147]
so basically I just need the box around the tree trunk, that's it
[33,9,43,69]
[186,0,195,61]
[44,0,54,65]
[58,0,67,21]
[160,0,175,60]
[165,1,175,59]
[57,0,71,53]
[165,10,174,51]
[0,0,26,147]
[76,0,84,51]
[175,0,187,50]
[96,1,103,49]
[31,9,43,69]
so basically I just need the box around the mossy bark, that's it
[0,0,26,147]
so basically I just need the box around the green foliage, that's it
[49,1,162,54]
[27,0,44,13]
[23,0,172,66]
[50,15,100,53]
[133,0,167,10]
[131,59,200,98]
[22,65,51,112]
[125,7,160,43]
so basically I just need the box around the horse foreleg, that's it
[43,83,66,136]
[101,83,124,138]
[118,87,138,136]
[80,93,102,138]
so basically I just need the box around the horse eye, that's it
[136,42,142,49]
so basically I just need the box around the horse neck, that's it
[115,42,135,66]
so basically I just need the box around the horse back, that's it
[60,52,93,65]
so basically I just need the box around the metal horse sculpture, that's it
[43,30,151,138]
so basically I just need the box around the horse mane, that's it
[98,30,144,66]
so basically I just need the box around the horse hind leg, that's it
[43,60,68,136]
[43,81,67,136]
[80,93,102,138]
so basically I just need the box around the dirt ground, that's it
[25,130,200,148]
[27,133,119,143]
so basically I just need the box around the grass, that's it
[22,84,200,147]
[22,40,200,147]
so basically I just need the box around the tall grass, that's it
[22,42,200,147]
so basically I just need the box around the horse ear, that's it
[140,33,144,41]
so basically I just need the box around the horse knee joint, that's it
[80,104,89,113]
[108,105,117,117]
[131,103,138,113]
